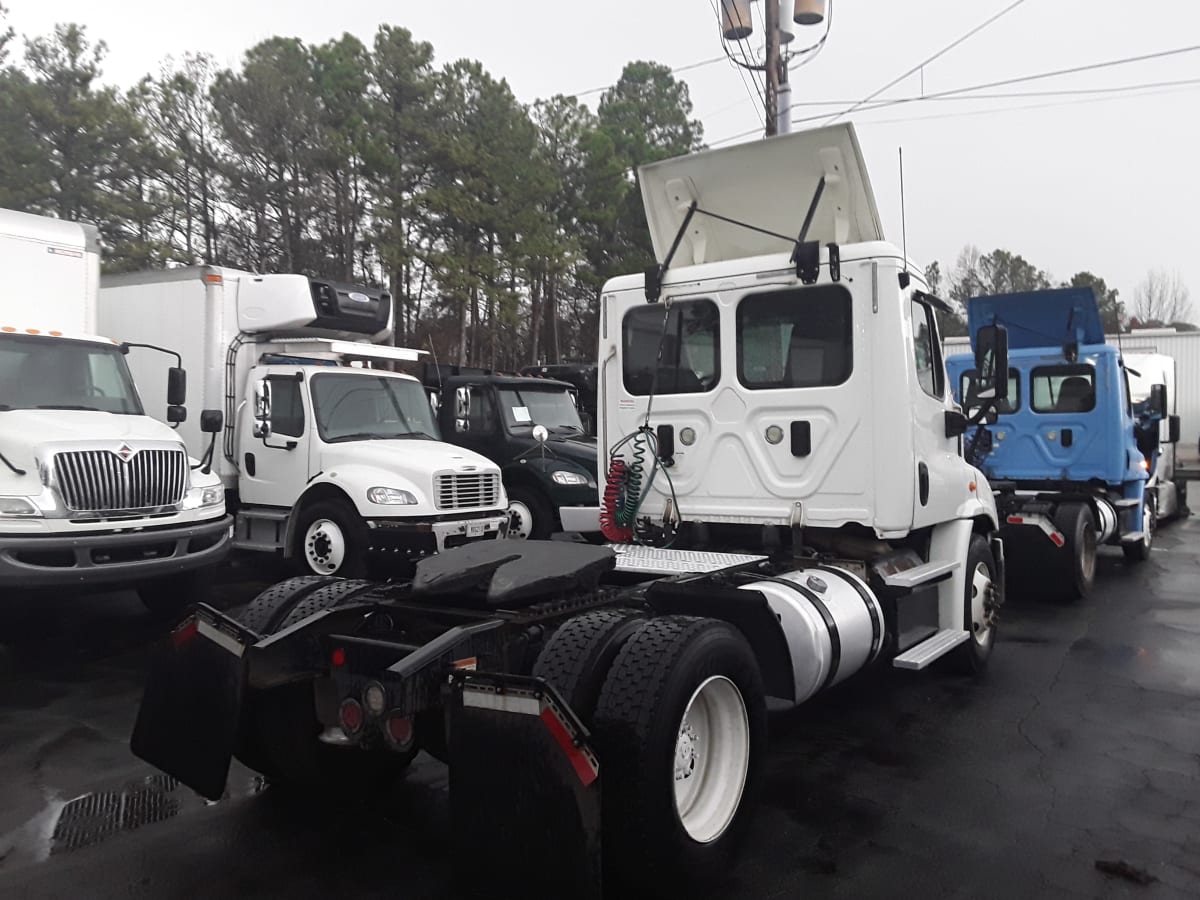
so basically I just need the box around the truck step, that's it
[1112,498,1141,509]
[610,544,767,575]
[1120,531,1145,544]
[892,629,970,670]
[238,508,291,522]
[882,560,959,589]
[231,538,286,553]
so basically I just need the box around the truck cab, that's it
[1124,352,1184,519]
[946,288,1167,597]
[422,367,599,540]
[0,209,230,611]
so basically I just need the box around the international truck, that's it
[97,267,509,578]
[1124,352,1186,519]
[128,124,1008,898]
[420,364,600,539]
[946,288,1173,601]
[0,209,230,611]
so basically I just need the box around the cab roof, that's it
[967,287,1106,350]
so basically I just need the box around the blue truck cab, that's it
[946,288,1164,599]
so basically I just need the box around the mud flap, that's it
[448,672,601,900]
[130,605,253,802]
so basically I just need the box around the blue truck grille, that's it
[54,449,189,513]
[434,473,500,510]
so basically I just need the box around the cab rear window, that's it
[622,300,720,395]
[1031,365,1096,414]
[736,285,852,389]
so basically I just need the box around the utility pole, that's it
[764,0,780,137]
[719,0,827,140]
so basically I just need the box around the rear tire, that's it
[231,578,412,787]
[532,608,646,723]
[1054,502,1096,600]
[592,616,766,895]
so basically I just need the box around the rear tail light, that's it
[339,698,364,735]
[363,682,386,717]
[384,713,415,752]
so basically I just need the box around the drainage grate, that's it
[50,782,182,854]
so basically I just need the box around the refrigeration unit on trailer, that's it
[946,288,1174,602]
[128,124,1009,898]
[0,209,230,610]
[98,267,508,578]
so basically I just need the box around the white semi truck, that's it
[128,124,1009,898]
[0,209,230,611]
[97,267,509,577]
[1125,352,1186,519]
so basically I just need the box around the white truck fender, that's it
[928,516,993,632]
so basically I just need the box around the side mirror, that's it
[974,325,1009,402]
[1150,383,1168,418]
[1168,414,1181,444]
[200,409,224,434]
[167,367,187,407]
[253,379,272,439]
[455,386,471,418]
[944,410,969,438]
[167,405,187,424]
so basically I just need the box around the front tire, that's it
[293,500,369,577]
[1054,502,1096,600]
[505,485,554,541]
[950,534,998,675]
[1123,498,1155,563]
[592,617,766,894]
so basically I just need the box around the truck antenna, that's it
[427,334,443,392]
[899,147,910,289]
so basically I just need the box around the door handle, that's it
[918,462,929,506]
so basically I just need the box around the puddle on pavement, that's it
[0,771,267,868]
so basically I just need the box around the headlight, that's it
[368,486,419,505]
[183,486,225,510]
[551,470,588,486]
[0,496,40,517]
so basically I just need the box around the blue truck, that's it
[946,287,1177,600]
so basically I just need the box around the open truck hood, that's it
[967,288,1105,351]
[639,123,884,267]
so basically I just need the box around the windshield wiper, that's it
[35,404,105,411]
[327,431,432,443]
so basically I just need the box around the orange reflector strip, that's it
[969,481,977,492]
[49,330,62,336]
[1,326,14,332]
[25,328,39,334]
[204,274,223,284]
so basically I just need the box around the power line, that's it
[571,54,727,99]
[709,44,1200,146]
[824,0,1030,125]
[781,76,1200,107]
[712,0,767,119]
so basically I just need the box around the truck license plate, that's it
[467,521,486,538]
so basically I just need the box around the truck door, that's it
[238,370,312,508]
[446,383,502,461]
[909,297,959,527]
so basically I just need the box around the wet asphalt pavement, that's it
[1,522,1199,900]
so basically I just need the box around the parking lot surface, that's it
[1,523,1198,899]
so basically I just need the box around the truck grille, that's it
[435,472,500,510]
[54,448,189,513]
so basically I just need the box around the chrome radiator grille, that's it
[54,448,189,512]
[434,472,500,510]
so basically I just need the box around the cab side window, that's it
[910,299,945,399]
[268,375,305,437]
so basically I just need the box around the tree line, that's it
[1,8,1190,369]
[0,9,701,369]
[926,247,1194,337]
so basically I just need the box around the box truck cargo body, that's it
[0,209,230,608]
[98,267,508,577]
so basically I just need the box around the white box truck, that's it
[1125,352,1186,518]
[0,209,231,611]
[98,267,509,578]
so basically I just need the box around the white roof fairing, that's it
[638,123,885,268]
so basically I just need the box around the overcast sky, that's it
[8,0,1199,317]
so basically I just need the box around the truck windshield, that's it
[311,373,441,443]
[0,334,143,414]
[497,387,584,434]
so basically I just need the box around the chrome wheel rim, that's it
[304,519,346,574]
[970,561,995,647]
